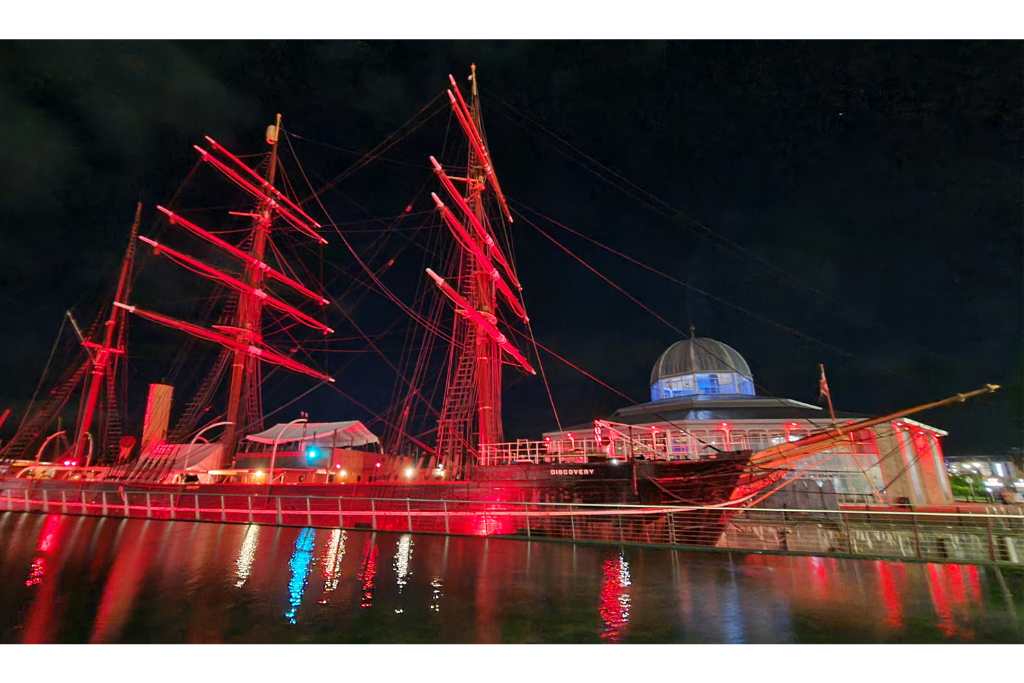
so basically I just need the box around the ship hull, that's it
[0,453,753,546]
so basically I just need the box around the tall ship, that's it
[0,66,999,541]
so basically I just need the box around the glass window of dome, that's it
[651,372,755,401]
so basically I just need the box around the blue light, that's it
[305,445,321,461]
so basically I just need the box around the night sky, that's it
[0,41,1019,454]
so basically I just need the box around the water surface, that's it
[1,511,1021,643]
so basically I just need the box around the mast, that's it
[467,65,504,460]
[124,117,330,470]
[220,113,282,468]
[432,66,510,479]
[72,202,142,465]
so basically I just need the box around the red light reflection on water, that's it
[599,554,631,642]
[317,529,346,604]
[22,515,71,643]
[358,541,379,609]
[24,515,66,587]
[926,564,955,637]
[924,563,975,640]
[25,557,47,588]
[944,564,968,606]
[90,522,156,643]
[874,561,905,629]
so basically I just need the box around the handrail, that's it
[2,486,1022,520]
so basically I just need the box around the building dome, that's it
[649,337,755,401]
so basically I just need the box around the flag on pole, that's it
[818,363,838,426]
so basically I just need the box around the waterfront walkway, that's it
[1,485,1022,567]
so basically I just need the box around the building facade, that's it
[542,337,954,508]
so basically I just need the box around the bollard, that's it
[146,492,152,518]
[276,496,282,525]
[221,495,226,523]
[61,490,67,515]
[248,495,254,524]
[42,489,49,513]
[81,490,86,514]
[668,512,676,545]
[124,492,129,517]
[618,513,625,544]
[24,489,30,512]
[569,504,576,541]
[307,496,313,527]
[525,505,531,538]
[443,500,450,535]
[101,491,108,516]
[338,498,343,528]
[371,499,377,529]
[406,498,413,533]
[194,495,200,521]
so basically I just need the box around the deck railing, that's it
[477,432,875,466]
[2,485,1022,566]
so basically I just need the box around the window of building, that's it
[697,373,721,394]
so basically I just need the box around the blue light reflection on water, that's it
[283,528,316,624]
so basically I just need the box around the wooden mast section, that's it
[219,114,283,467]
[71,202,142,465]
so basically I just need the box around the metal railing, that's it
[478,432,876,466]
[1,486,1022,566]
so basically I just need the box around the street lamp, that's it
[268,417,307,488]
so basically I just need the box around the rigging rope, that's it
[13,315,69,436]
[491,94,831,300]
[514,201,855,359]
[514,208,841,438]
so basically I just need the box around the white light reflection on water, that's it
[234,525,260,588]
[318,529,347,604]
[283,528,316,624]
[430,577,443,613]
[393,534,414,614]
[357,540,379,609]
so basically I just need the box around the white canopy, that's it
[245,421,380,447]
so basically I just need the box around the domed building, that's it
[541,335,955,509]
[649,337,756,400]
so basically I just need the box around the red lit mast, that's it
[72,202,141,465]
[123,115,331,468]
[431,66,532,478]
[216,116,278,466]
